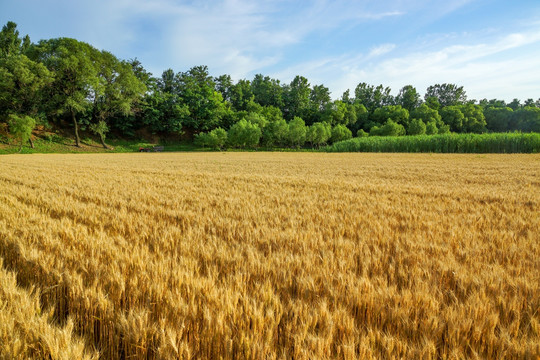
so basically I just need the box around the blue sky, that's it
[1,0,539,102]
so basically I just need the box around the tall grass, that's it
[324,133,540,153]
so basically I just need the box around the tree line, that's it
[1,21,539,150]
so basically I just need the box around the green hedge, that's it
[323,133,540,153]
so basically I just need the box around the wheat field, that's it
[0,152,538,359]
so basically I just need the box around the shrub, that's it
[227,119,261,148]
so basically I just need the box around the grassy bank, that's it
[324,133,540,153]
[0,135,197,154]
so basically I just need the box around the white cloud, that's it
[272,26,540,101]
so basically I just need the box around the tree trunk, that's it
[71,109,80,147]
[99,134,109,149]
[29,137,34,149]
[19,140,23,153]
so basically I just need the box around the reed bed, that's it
[0,152,538,359]
[324,133,540,153]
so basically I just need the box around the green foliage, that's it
[425,83,467,107]
[306,122,331,147]
[262,118,288,147]
[354,83,393,111]
[330,124,352,143]
[484,107,513,132]
[227,119,261,148]
[425,120,438,135]
[460,104,486,133]
[513,107,540,132]
[89,120,109,139]
[195,127,227,149]
[287,116,307,147]
[283,76,310,120]
[1,21,538,154]
[357,129,369,138]
[410,104,441,127]
[407,119,426,135]
[244,112,267,130]
[372,105,409,127]
[0,54,52,118]
[370,119,406,137]
[325,133,540,153]
[8,114,35,150]
[440,106,465,132]
[396,85,421,112]
[175,65,227,131]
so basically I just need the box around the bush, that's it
[8,114,35,151]
[306,122,331,147]
[357,129,369,138]
[407,119,426,135]
[227,119,261,148]
[425,120,438,135]
[370,120,406,137]
[262,119,288,147]
[196,127,228,149]
[287,117,307,147]
[331,124,352,143]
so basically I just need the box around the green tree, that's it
[229,79,254,111]
[91,51,146,147]
[244,112,267,130]
[396,85,421,112]
[283,76,310,120]
[425,83,467,107]
[370,119,405,136]
[440,106,465,132]
[287,116,307,147]
[262,118,288,147]
[410,104,442,128]
[407,119,426,135]
[357,129,368,137]
[508,98,521,111]
[484,107,513,132]
[354,83,393,111]
[0,21,30,57]
[89,120,109,148]
[227,119,261,148]
[251,74,284,109]
[330,124,352,143]
[29,38,100,147]
[306,122,331,147]
[372,105,409,127]
[425,120,438,135]
[195,127,228,149]
[176,65,226,131]
[8,114,35,151]
[460,104,486,133]
[0,54,52,128]
[307,84,331,124]
[513,107,540,132]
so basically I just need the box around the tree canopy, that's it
[1,20,539,151]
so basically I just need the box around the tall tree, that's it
[396,85,421,112]
[176,65,226,131]
[251,74,284,109]
[283,75,310,120]
[0,55,52,147]
[90,51,146,148]
[425,84,467,107]
[354,83,393,111]
[29,38,100,147]
[0,21,30,57]
[484,107,513,132]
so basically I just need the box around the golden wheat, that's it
[0,152,538,359]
